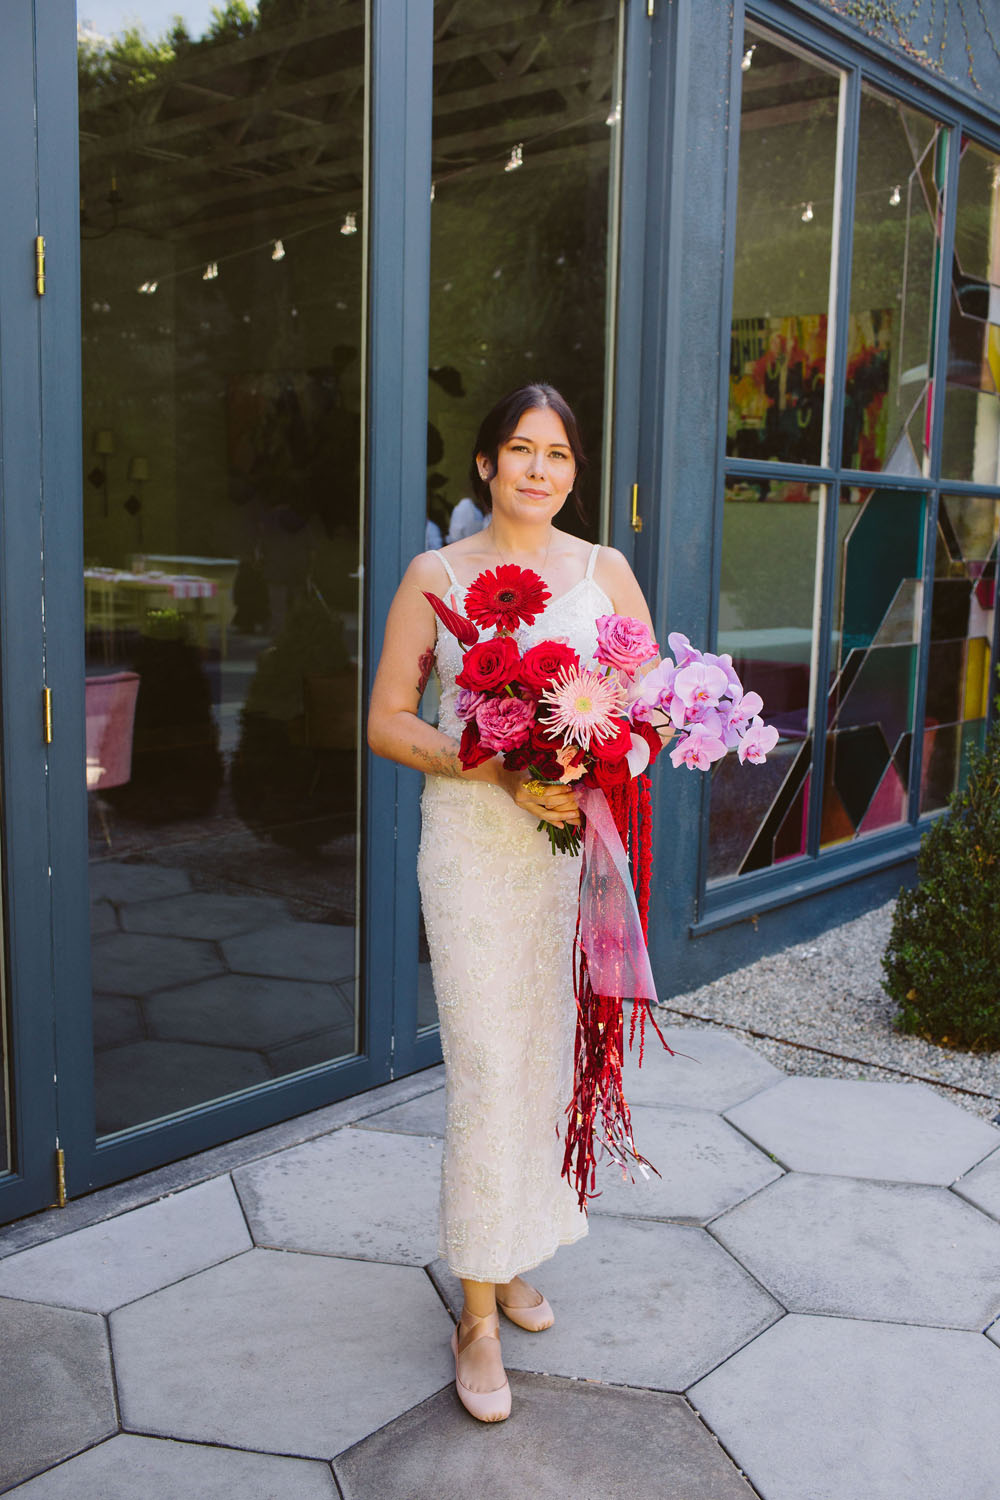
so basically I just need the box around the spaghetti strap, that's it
[434,549,461,596]
[584,542,601,581]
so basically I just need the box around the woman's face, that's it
[479,406,576,526]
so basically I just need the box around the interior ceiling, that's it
[79,0,618,243]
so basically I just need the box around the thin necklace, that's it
[487,522,553,577]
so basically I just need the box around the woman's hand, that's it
[498,767,582,829]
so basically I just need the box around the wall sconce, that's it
[125,456,149,543]
[91,429,115,516]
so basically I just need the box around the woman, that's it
[367,383,661,1423]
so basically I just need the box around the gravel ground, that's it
[654,899,1000,1123]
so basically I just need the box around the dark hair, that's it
[468,383,588,523]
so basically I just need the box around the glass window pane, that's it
[822,486,927,846]
[426,0,620,551]
[728,25,842,467]
[707,479,825,882]
[942,139,1000,483]
[843,89,944,476]
[919,493,999,812]
[79,1,366,1136]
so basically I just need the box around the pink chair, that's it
[85,672,140,843]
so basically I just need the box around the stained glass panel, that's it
[919,493,999,812]
[707,479,824,882]
[822,487,927,846]
[727,27,842,467]
[842,88,943,476]
[942,140,1000,483]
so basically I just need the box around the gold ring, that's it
[524,778,549,798]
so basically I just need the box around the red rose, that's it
[517,641,581,695]
[632,718,664,767]
[458,721,494,769]
[592,715,633,762]
[455,636,521,692]
[585,755,630,791]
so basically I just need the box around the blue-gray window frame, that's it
[697,0,1000,935]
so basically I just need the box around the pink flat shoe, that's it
[496,1281,554,1332]
[450,1309,511,1423]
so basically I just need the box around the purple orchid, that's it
[669,722,728,771]
[669,660,730,729]
[737,716,780,764]
[720,690,764,750]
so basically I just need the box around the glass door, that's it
[57,0,380,1186]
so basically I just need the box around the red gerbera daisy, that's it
[464,565,551,632]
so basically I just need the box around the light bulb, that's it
[137,280,158,294]
[741,44,756,71]
[605,103,621,126]
[504,143,524,173]
[271,239,285,260]
[430,182,436,201]
[889,184,901,206]
[801,202,814,223]
[340,212,358,235]
[202,261,218,280]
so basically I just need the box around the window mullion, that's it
[806,66,859,858]
[907,125,960,822]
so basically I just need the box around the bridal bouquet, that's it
[424,562,776,1209]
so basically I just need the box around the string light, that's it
[271,239,285,260]
[605,102,621,126]
[889,184,901,206]
[202,261,219,280]
[340,211,358,235]
[430,182,436,201]
[800,202,814,223]
[741,44,756,71]
[136,280,158,294]
[504,143,524,173]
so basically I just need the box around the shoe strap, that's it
[457,1309,501,1353]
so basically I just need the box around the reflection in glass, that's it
[727,25,842,467]
[423,0,622,1013]
[843,89,944,476]
[707,479,824,881]
[79,1,366,1135]
[942,139,1000,482]
[822,487,926,846]
[920,493,999,812]
[1,892,8,1174]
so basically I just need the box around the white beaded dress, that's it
[418,542,611,1283]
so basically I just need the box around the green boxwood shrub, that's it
[882,702,1000,1051]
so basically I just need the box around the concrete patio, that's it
[3,1025,1000,1498]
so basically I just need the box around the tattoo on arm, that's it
[416,648,435,697]
[410,744,468,780]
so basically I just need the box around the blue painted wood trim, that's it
[364,0,437,1081]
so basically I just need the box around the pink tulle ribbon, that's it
[575,785,659,1004]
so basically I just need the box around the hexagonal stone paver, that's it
[120,891,292,941]
[724,1076,1000,1183]
[356,1088,446,1138]
[6,1435,339,1500]
[588,1102,783,1223]
[334,1373,757,1500]
[265,1021,358,1073]
[111,1249,453,1458]
[0,1179,251,1315]
[711,1171,1000,1328]
[90,899,118,936]
[233,1128,442,1265]
[95,1040,271,1135]
[690,1314,1000,1500]
[0,1298,116,1490]
[89,862,191,903]
[430,1214,783,1391]
[624,1022,785,1111]
[953,1144,1000,1223]
[222,922,355,983]
[93,994,142,1050]
[91,932,224,997]
[144,973,353,1050]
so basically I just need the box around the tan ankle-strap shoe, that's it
[450,1309,511,1423]
[496,1281,554,1332]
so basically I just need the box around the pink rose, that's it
[454,687,486,723]
[594,614,658,677]
[475,695,536,753]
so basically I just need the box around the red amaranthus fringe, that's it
[561,774,674,1211]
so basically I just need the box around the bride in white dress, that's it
[367,384,661,1423]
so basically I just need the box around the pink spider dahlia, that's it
[539,665,627,750]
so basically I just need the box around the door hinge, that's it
[630,482,643,533]
[35,235,46,296]
[54,1146,67,1208]
[43,685,53,744]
